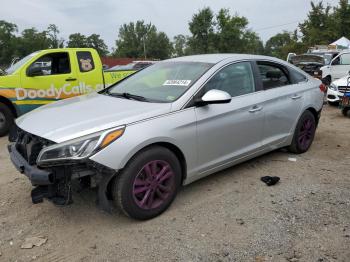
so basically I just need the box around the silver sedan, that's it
[9,54,325,219]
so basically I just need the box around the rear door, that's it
[195,61,265,174]
[256,61,306,147]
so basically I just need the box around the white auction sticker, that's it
[163,80,191,86]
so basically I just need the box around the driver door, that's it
[195,61,265,175]
[19,51,78,109]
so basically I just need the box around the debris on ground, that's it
[261,176,280,186]
[21,236,47,249]
[236,218,245,225]
[288,157,297,162]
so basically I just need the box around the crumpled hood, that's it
[290,55,324,65]
[16,93,172,143]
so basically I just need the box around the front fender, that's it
[89,108,198,177]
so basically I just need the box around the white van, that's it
[321,51,350,85]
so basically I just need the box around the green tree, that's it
[299,1,338,46]
[46,24,64,48]
[16,28,50,58]
[215,8,263,54]
[86,34,109,56]
[188,7,216,54]
[0,20,18,66]
[114,21,172,59]
[173,34,188,57]
[67,33,88,48]
[334,0,350,39]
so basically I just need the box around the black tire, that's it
[113,146,182,220]
[342,107,350,117]
[288,110,316,154]
[0,103,14,137]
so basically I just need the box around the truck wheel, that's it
[0,103,14,136]
[288,110,316,154]
[113,146,182,220]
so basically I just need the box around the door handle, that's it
[249,105,263,113]
[65,77,77,81]
[291,94,302,100]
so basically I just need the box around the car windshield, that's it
[5,51,40,75]
[106,61,213,103]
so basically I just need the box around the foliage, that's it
[186,8,264,54]
[265,31,307,59]
[3,0,350,67]
[114,20,172,59]
[173,34,188,57]
[0,20,18,66]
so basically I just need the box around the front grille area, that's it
[338,86,350,93]
[11,125,54,165]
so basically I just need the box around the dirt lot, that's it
[0,105,349,262]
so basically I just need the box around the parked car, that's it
[327,73,350,104]
[8,54,325,220]
[288,54,326,79]
[0,48,136,136]
[288,51,339,80]
[321,51,350,85]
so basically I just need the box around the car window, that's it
[257,63,290,89]
[77,51,95,72]
[340,53,350,65]
[204,62,255,97]
[27,52,70,76]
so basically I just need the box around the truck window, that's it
[27,52,71,76]
[77,51,95,72]
[340,53,350,65]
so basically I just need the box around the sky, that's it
[0,0,341,51]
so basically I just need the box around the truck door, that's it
[73,50,104,93]
[19,51,79,112]
[331,53,350,80]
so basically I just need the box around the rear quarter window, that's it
[77,51,95,72]
[290,69,308,84]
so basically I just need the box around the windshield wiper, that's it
[107,92,149,102]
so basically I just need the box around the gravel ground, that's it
[0,105,349,262]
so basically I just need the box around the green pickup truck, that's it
[0,48,136,136]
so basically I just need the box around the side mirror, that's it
[27,66,43,77]
[195,89,231,106]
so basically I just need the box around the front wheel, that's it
[0,103,14,137]
[113,146,182,220]
[288,110,316,154]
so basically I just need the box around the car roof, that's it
[165,54,284,64]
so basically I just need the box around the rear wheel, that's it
[0,103,14,137]
[113,146,181,220]
[288,110,316,154]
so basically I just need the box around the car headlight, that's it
[329,84,338,91]
[37,126,125,165]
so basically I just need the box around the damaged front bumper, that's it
[8,143,117,210]
[8,144,53,186]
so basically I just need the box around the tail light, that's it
[319,83,327,93]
